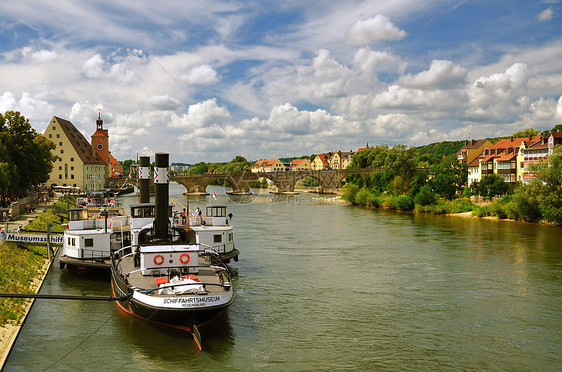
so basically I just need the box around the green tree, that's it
[429,155,467,199]
[188,162,210,175]
[512,128,541,138]
[0,111,57,196]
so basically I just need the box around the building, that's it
[457,139,493,165]
[478,136,541,184]
[311,154,330,170]
[548,131,562,154]
[329,151,354,169]
[251,159,287,172]
[171,163,192,173]
[467,157,481,186]
[519,136,549,184]
[43,116,106,191]
[290,158,311,171]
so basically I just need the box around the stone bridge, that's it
[171,168,375,195]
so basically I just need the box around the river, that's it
[4,184,561,371]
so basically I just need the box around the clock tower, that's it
[91,110,110,177]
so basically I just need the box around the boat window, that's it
[206,206,226,217]
[84,238,94,247]
[67,237,76,246]
[214,234,222,243]
[229,233,233,241]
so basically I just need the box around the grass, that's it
[0,244,47,326]
[1,195,73,326]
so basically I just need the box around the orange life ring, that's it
[179,253,190,264]
[153,254,164,265]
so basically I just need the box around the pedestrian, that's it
[181,208,186,224]
[0,227,4,241]
[195,206,202,224]
[2,211,6,222]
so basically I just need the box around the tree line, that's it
[342,128,562,224]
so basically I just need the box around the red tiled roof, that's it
[291,159,307,167]
[315,154,329,164]
[496,152,516,161]
[54,116,105,165]
[468,157,481,167]
[480,155,495,163]
[253,159,279,168]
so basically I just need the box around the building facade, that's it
[290,158,311,171]
[43,116,106,191]
[251,159,287,172]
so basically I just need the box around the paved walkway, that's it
[2,195,60,233]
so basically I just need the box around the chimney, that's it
[153,153,170,242]
[529,134,532,140]
[138,156,150,204]
[510,136,513,141]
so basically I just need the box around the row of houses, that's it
[457,132,562,186]
[251,150,358,173]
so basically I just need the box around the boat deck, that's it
[119,255,227,295]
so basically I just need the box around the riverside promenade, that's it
[0,194,60,368]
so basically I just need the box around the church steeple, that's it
[96,109,103,130]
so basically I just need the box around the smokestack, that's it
[154,153,170,241]
[138,156,150,203]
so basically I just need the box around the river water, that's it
[4,184,562,371]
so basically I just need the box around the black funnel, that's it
[153,153,169,241]
[138,156,150,203]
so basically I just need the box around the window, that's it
[59,166,62,170]
[71,166,74,170]
[214,234,222,243]
[229,233,233,241]
[59,174,62,179]
[56,134,60,138]
[60,149,64,154]
[71,174,74,179]
[59,142,62,146]
[52,126,56,130]
[84,239,94,247]
[49,134,52,138]
[70,157,74,162]
[67,237,76,246]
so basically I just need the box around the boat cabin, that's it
[140,245,200,275]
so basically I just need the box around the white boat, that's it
[110,153,234,348]
[59,207,131,269]
[174,205,239,263]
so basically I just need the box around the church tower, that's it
[91,110,110,178]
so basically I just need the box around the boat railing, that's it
[80,248,111,260]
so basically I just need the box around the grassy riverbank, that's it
[0,195,73,327]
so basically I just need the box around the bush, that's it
[341,183,360,204]
[393,195,414,211]
[414,184,436,206]
[354,187,372,206]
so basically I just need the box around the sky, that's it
[1,0,561,163]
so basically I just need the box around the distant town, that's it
[37,113,562,193]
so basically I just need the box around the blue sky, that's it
[1,0,561,163]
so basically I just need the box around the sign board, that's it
[5,233,63,246]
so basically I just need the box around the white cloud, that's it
[167,99,231,129]
[537,8,554,21]
[399,60,467,89]
[181,64,219,85]
[146,95,183,111]
[347,14,406,45]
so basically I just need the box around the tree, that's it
[512,128,541,138]
[471,174,509,198]
[0,111,57,196]
[429,155,468,199]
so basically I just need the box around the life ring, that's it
[179,253,190,264]
[153,254,164,265]
[201,220,206,226]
